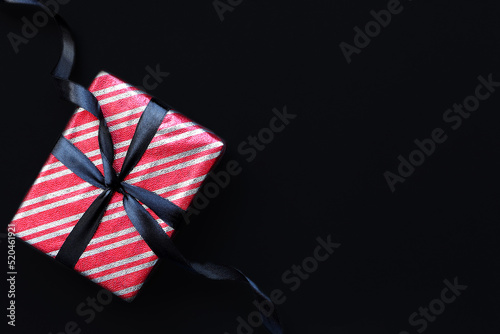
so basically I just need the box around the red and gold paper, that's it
[10,71,225,301]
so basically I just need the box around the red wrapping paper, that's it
[10,71,225,301]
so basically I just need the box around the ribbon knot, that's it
[105,173,123,193]
[107,181,124,194]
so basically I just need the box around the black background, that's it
[1,0,500,333]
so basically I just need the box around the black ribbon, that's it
[2,1,283,333]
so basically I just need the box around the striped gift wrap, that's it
[10,71,225,301]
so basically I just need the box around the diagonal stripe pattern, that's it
[10,72,225,301]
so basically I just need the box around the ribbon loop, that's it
[52,137,105,189]
[121,182,183,230]
[119,100,168,180]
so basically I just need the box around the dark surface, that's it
[1,0,500,333]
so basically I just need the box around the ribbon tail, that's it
[122,193,284,334]
[190,262,284,334]
[2,0,75,79]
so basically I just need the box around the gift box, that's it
[10,71,225,301]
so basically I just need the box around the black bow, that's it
[52,99,184,268]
